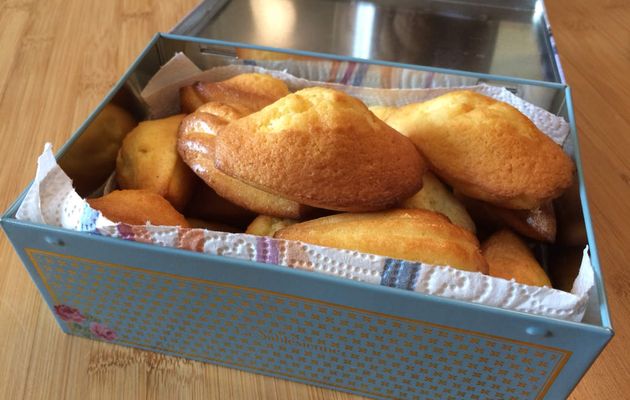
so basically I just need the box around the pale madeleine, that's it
[400,171,476,233]
[482,229,552,287]
[116,114,196,211]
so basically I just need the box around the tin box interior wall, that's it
[155,35,565,110]
[173,0,561,83]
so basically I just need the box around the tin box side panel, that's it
[2,219,612,400]
[1,221,72,334]
[564,87,612,329]
[160,33,565,90]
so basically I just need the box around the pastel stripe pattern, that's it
[326,60,341,82]
[256,236,279,265]
[351,63,370,86]
[380,259,421,290]
[340,62,357,85]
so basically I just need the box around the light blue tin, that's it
[1,32,613,400]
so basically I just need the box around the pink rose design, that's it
[90,322,117,341]
[54,305,85,323]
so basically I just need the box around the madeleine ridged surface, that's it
[384,90,574,209]
[215,87,426,212]
[178,111,314,219]
[482,230,552,287]
[275,209,488,273]
[180,73,290,114]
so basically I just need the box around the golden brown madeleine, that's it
[482,230,552,287]
[384,90,575,209]
[400,171,476,233]
[180,73,290,114]
[195,101,250,122]
[59,104,136,195]
[246,215,299,236]
[179,110,228,137]
[87,190,190,227]
[116,114,196,211]
[456,192,556,242]
[216,87,427,212]
[492,201,556,243]
[180,85,208,115]
[178,112,315,219]
[275,209,488,273]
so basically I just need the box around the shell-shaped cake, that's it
[178,102,314,219]
[384,90,575,210]
[215,87,427,212]
[88,189,189,227]
[116,114,196,211]
[275,209,488,273]
[482,229,552,287]
[180,73,290,114]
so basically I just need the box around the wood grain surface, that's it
[0,0,628,399]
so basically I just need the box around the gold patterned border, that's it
[26,247,571,399]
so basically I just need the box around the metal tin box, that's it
[1,7,613,400]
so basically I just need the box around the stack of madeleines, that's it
[85,73,581,288]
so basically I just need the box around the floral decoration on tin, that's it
[54,304,117,341]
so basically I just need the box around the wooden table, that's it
[0,0,628,398]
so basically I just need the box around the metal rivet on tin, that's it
[525,326,552,337]
[45,237,65,247]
